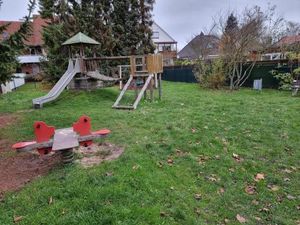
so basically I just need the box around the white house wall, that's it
[152,22,176,44]
[1,73,25,94]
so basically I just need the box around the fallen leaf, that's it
[132,165,140,170]
[48,196,53,205]
[277,195,284,203]
[236,214,247,223]
[254,173,265,182]
[287,194,296,200]
[160,211,168,217]
[105,172,113,177]
[194,193,202,200]
[13,216,23,223]
[283,169,292,174]
[232,153,243,162]
[259,207,270,213]
[252,199,259,205]
[254,217,262,221]
[224,218,230,224]
[157,161,163,168]
[191,128,196,133]
[175,149,182,156]
[218,188,225,194]
[167,159,174,165]
[232,153,239,158]
[290,166,297,171]
[268,184,280,192]
[245,185,256,195]
[222,138,229,146]
[198,155,210,164]
[194,208,201,215]
[206,174,219,182]
[228,168,235,172]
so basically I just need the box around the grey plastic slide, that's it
[32,59,81,108]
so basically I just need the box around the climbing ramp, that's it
[112,74,154,110]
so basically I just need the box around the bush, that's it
[25,73,43,82]
[193,59,225,89]
[272,67,300,90]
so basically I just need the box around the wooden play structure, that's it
[32,32,164,110]
[12,115,110,164]
[81,54,163,109]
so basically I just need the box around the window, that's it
[158,44,163,52]
[152,31,159,39]
[162,44,171,51]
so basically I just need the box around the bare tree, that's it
[285,21,300,36]
[219,5,285,90]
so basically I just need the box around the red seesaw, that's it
[12,115,110,164]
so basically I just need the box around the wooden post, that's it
[119,66,123,90]
[130,56,136,76]
[150,75,154,102]
[144,77,147,99]
[155,73,158,88]
[135,78,138,99]
[158,73,162,100]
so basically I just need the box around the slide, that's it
[32,59,81,108]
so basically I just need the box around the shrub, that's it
[272,67,300,90]
[193,59,226,89]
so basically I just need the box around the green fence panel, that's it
[162,61,298,89]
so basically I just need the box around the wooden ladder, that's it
[113,74,154,110]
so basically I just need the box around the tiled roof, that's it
[178,33,220,59]
[275,35,300,47]
[0,15,48,46]
[0,21,22,40]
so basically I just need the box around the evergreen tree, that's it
[0,0,36,85]
[138,0,155,54]
[39,0,156,82]
[224,13,238,35]
[39,0,73,83]
[220,13,239,59]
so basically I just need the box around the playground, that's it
[0,81,299,224]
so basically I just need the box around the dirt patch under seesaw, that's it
[75,143,124,168]
[0,142,124,198]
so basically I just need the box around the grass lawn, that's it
[0,82,299,224]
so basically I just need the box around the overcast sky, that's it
[1,0,300,50]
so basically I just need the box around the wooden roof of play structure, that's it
[62,32,100,46]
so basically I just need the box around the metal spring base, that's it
[61,149,74,165]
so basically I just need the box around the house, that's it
[178,32,220,60]
[259,34,300,61]
[1,16,177,71]
[274,34,300,50]
[151,22,177,66]
[0,15,47,76]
